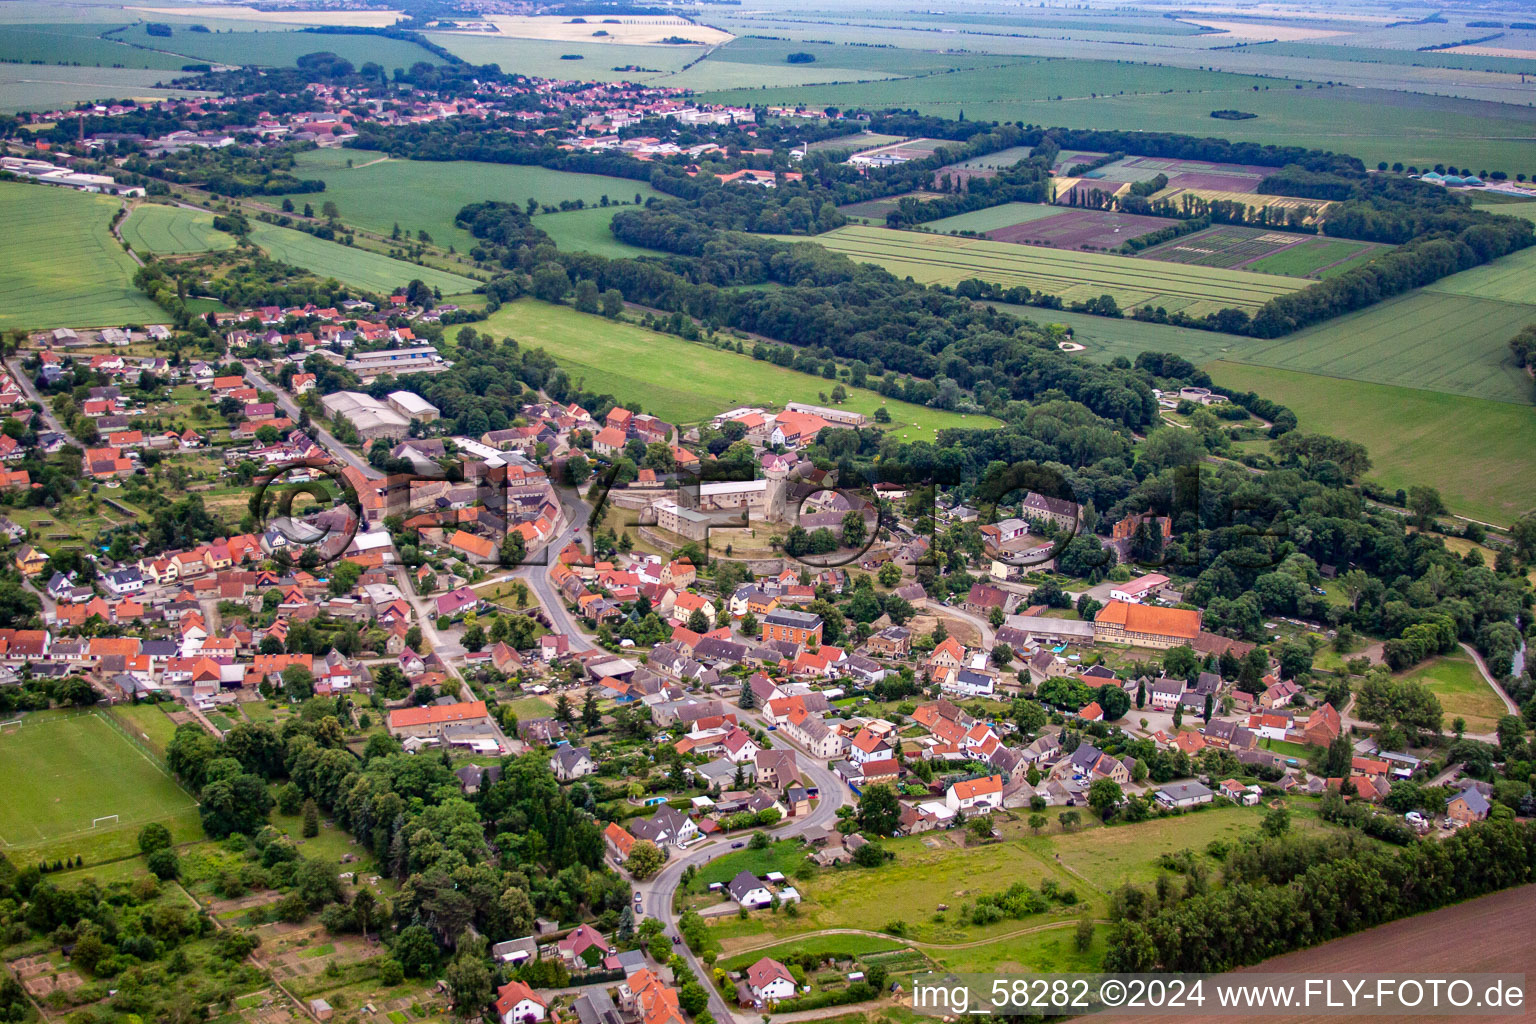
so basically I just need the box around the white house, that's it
[495,981,547,1024]
[1148,678,1183,710]
[1109,573,1169,604]
[728,869,773,908]
[746,957,797,1003]
[945,775,1004,813]
[103,567,146,596]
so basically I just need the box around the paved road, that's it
[6,356,80,448]
[634,718,849,1024]
[513,484,596,652]
[243,364,381,480]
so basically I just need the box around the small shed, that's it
[309,999,333,1021]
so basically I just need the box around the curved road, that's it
[635,718,850,1024]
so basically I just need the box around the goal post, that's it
[0,718,21,733]
[91,814,119,829]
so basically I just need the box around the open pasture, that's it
[119,203,235,254]
[537,206,659,258]
[1244,237,1386,277]
[945,144,1035,170]
[110,22,445,68]
[0,182,162,329]
[476,14,731,46]
[988,207,1177,251]
[272,148,661,252]
[807,132,906,154]
[478,299,997,438]
[810,224,1301,316]
[0,710,199,853]
[1204,362,1536,526]
[0,22,191,69]
[0,63,213,113]
[247,221,479,297]
[1422,243,1536,304]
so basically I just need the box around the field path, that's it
[722,918,1103,958]
[110,204,145,266]
[1458,641,1519,716]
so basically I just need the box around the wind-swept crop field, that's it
[807,224,1302,316]
[0,182,162,329]
[120,203,235,255]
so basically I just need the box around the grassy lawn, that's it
[107,702,182,758]
[1400,652,1508,734]
[0,709,202,864]
[479,299,1000,437]
[1026,802,1275,890]
[720,933,909,970]
[0,181,162,329]
[1256,737,1313,762]
[247,220,479,297]
[500,696,557,721]
[692,840,811,889]
[1205,362,1536,528]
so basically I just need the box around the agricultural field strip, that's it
[815,225,1302,306]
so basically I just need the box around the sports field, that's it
[479,299,999,438]
[120,203,235,254]
[247,221,479,297]
[1205,362,1536,526]
[809,224,1302,316]
[1222,291,1533,404]
[0,710,199,851]
[0,182,162,329]
[272,148,662,252]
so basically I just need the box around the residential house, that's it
[745,958,796,1003]
[946,775,1004,813]
[495,981,547,1024]
[551,745,596,781]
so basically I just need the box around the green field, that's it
[0,62,213,113]
[920,202,1066,235]
[1205,361,1536,526]
[1399,652,1509,734]
[120,203,236,254]
[0,710,200,854]
[988,303,1249,366]
[0,181,162,329]
[1243,238,1384,278]
[537,206,660,258]
[247,220,479,297]
[1423,244,1536,304]
[808,224,1302,316]
[109,22,445,69]
[479,299,1000,437]
[0,21,192,68]
[423,33,699,80]
[1220,290,1534,404]
[701,63,1536,176]
[272,149,662,253]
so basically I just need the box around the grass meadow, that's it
[807,225,1301,316]
[0,21,191,68]
[272,148,661,253]
[0,710,201,864]
[247,220,479,297]
[0,182,162,329]
[478,299,999,437]
[120,203,235,254]
[536,206,660,258]
[1205,361,1536,526]
[1399,653,1509,734]
[920,202,1066,234]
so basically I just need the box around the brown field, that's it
[1443,44,1536,58]
[1101,884,1536,1024]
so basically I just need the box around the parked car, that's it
[731,842,745,849]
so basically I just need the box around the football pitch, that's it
[0,710,198,850]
